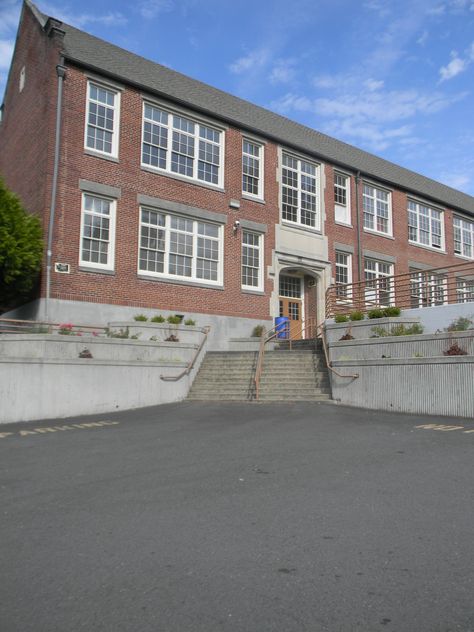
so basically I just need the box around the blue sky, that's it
[1,0,474,195]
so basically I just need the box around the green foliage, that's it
[108,327,129,339]
[133,314,148,322]
[446,316,473,332]
[167,315,182,325]
[371,323,424,337]
[349,310,365,321]
[149,335,159,342]
[0,178,43,308]
[382,306,401,317]
[130,333,142,340]
[334,314,349,323]
[367,308,384,319]
[252,324,265,337]
[184,318,196,326]
[150,315,165,323]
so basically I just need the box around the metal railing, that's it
[326,260,474,318]
[160,326,210,381]
[317,321,359,381]
[0,318,107,336]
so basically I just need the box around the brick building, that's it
[1,0,473,341]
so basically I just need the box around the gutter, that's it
[355,171,362,283]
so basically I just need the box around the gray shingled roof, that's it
[30,1,474,216]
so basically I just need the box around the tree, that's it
[0,178,43,310]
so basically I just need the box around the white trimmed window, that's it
[242,140,263,199]
[453,216,474,259]
[363,184,391,235]
[334,172,351,224]
[456,278,474,303]
[241,231,263,290]
[410,269,447,307]
[80,194,116,270]
[138,208,223,285]
[364,258,393,306]
[281,152,320,229]
[335,251,352,298]
[142,103,223,187]
[408,200,443,250]
[85,82,120,157]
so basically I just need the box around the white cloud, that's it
[417,30,428,46]
[137,0,174,19]
[364,78,384,91]
[0,1,21,36]
[229,49,270,75]
[38,2,128,27]
[0,39,14,70]
[439,43,474,81]
[269,59,296,84]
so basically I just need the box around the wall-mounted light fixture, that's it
[233,219,240,233]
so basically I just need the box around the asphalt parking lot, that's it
[1,401,473,632]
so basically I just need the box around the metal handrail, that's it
[0,318,107,335]
[326,259,474,318]
[160,326,210,381]
[317,322,359,380]
[254,321,287,400]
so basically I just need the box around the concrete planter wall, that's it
[107,322,203,344]
[325,317,420,344]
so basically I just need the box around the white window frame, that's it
[241,230,264,291]
[456,278,474,303]
[409,269,447,307]
[334,172,351,225]
[335,251,352,300]
[242,139,264,200]
[363,183,392,236]
[137,207,224,286]
[281,151,321,231]
[84,81,120,158]
[141,101,225,189]
[79,193,116,271]
[453,216,474,259]
[364,258,394,306]
[408,199,444,251]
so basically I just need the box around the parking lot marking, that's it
[415,423,473,434]
[0,420,119,440]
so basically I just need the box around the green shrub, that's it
[371,323,424,337]
[252,324,265,337]
[167,315,182,325]
[367,308,384,319]
[109,327,129,339]
[349,310,364,321]
[130,333,142,340]
[383,306,401,317]
[446,316,473,332]
[184,318,196,326]
[133,314,148,321]
[150,315,165,323]
[334,314,349,323]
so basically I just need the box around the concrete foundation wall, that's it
[401,303,474,333]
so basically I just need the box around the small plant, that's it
[167,315,182,325]
[184,318,196,326]
[149,335,159,342]
[151,315,165,323]
[58,323,74,335]
[252,324,265,337]
[371,323,424,337]
[383,306,401,317]
[446,316,473,332]
[413,352,423,358]
[349,310,364,321]
[334,314,349,323]
[371,326,387,338]
[130,333,142,340]
[367,308,384,319]
[133,314,148,322]
[339,332,355,340]
[109,327,129,339]
[165,334,179,342]
[444,343,468,356]
[78,348,93,359]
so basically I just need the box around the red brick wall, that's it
[50,64,279,319]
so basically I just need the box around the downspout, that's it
[354,171,362,283]
[45,61,67,322]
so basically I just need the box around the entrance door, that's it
[279,275,303,339]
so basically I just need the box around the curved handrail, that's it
[318,322,359,380]
[160,326,210,381]
[254,321,289,399]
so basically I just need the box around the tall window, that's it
[410,269,446,307]
[142,103,223,186]
[408,200,443,249]
[334,173,351,224]
[139,208,222,285]
[335,251,352,298]
[453,216,474,259]
[456,278,474,303]
[363,184,391,235]
[242,140,263,198]
[364,258,393,306]
[85,82,119,157]
[241,231,263,290]
[80,194,116,270]
[281,153,320,229]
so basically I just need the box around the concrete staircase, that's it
[187,340,331,402]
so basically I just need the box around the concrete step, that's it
[258,393,331,401]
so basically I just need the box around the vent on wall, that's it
[55,262,70,274]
